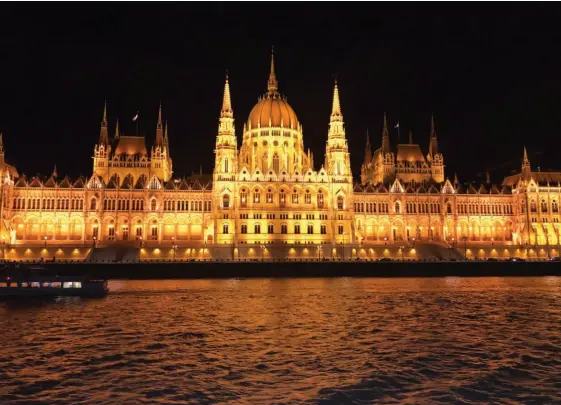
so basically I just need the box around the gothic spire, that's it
[0,131,3,153]
[267,46,278,94]
[523,145,530,165]
[164,120,170,150]
[114,119,120,140]
[408,130,413,145]
[454,172,459,185]
[155,102,164,146]
[330,79,343,122]
[221,71,233,118]
[381,112,390,153]
[364,129,372,163]
[157,101,163,129]
[429,113,439,156]
[52,165,58,178]
[99,100,109,145]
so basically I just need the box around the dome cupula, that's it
[247,95,299,130]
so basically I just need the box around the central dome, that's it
[247,94,299,129]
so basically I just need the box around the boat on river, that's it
[0,263,109,298]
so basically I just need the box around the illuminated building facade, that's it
[1,54,560,260]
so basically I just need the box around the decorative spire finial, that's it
[102,99,107,126]
[157,101,163,129]
[267,46,278,94]
[409,130,413,144]
[221,71,233,118]
[114,118,119,140]
[430,113,436,138]
[52,165,58,178]
[330,79,343,121]
[383,112,389,137]
[454,172,459,185]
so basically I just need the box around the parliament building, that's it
[1,54,560,261]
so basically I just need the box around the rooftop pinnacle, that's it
[330,80,343,122]
[221,71,233,118]
[267,47,278,94]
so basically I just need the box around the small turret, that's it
[522,146,531,179]
[267,46,278,95]
[428,113,438,156]
[381,112,391,154]
[155,102,164,147]
[99,100,109,146]
[114,119,120,140]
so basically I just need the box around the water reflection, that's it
[0,277,560,404]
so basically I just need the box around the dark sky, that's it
[0,4,559,183]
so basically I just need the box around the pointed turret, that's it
[522,146,531,179]
[155,102,164,146]
[221,71,233,118]
[114,119,120,140]
[164,120,170,151]
[0,131,4,154]
[364,129,372,163]
[429,113,438,156]
[485,169,491,184]
[408,130,413,145]
[381,113,391,153]
[454,172,459,186]
[267,47,278,94]
[330,79,343,122]
[99,100,109,145]
[52,165,58,178]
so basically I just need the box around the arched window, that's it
[266,189,273,203]
[224,158,229,173]
[151,199,157,211]
[223,223,229,234]
[294,224,301,234]
[447,203,453,214]
[279,189,286,204]
[90,198,97,210]
[254,224,261,234]
[273,153,280,173]
[337,195,344,210]
[541,199,548,212]
[307,224,314,234]
[223,194,230,208]
[305,189,312,204]
[253,188,261,203]
[395,201,401,214]
[268,224,274,234]
[530,200,537,212]
[292,189,299,204]
[317,190,324,208]
[281,224,288,234]
[552,200,559,213]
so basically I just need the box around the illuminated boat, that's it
[0,271,109,298]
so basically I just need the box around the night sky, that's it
[0,4,559,184]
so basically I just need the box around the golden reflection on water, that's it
[1,277,560,404]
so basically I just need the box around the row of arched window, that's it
[103,199,145,211]
[353,202,390,213]
[457,203,513,215]
[13,198,84,211]
[236,223,329,235]
[163,200,211,212]
[229,188,333,209]
[529,199,559,213]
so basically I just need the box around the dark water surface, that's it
[1,277,561,405]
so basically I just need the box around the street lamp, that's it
[44,236,47,248]
[317,244,322,260]
[92,236,97,249]
[400,245,405,261]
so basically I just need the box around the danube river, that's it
[1,278,560,404]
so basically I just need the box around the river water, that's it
[1,277,561,404]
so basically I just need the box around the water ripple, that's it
[1,277,560,404]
